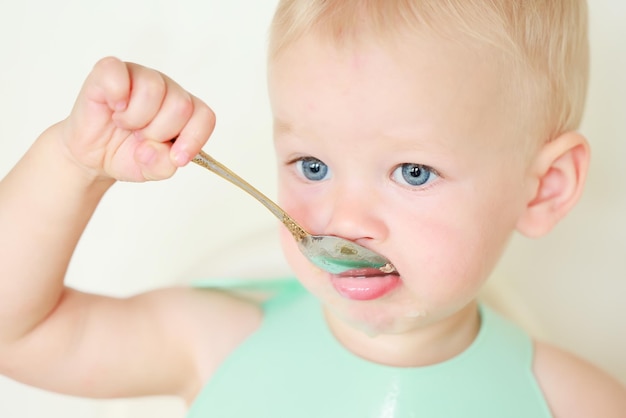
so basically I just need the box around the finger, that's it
[134,140,177,181]
[135,80,194,144]
[82,56,131,111]
[113,63,167,131]
[169,95,216,166]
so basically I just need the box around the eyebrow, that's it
[272,117,454,154]
[273,119,293,136]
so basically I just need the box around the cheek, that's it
[403,218,489,292]
[278,225,315,278]
[397,191,518,297]
[277,178,319,230]
[278,226,333,298]
[277,178,335,292]
[278,226,302,271]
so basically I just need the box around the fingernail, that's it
[173,150,190,166]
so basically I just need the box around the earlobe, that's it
[516,131,590,238]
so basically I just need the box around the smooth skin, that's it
[269,34,626,415]
[0,57,262,402]
[0,33,625,417]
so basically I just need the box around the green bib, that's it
[188,279,552,417]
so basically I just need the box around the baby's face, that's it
[268,32,536,336]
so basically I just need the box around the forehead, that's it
[268,33,519,152]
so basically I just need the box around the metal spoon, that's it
[190,150,396,275]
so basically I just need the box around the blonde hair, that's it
[268,0,589,143]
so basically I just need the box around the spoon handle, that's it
[191,150,308,241]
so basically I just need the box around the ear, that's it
[516,131,590,238]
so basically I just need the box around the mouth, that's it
[330,267,401,301]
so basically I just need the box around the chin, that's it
[316,285,429,334]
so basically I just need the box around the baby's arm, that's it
[534,341,626,417]
[0,57,260,401]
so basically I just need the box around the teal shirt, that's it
[188,279,552,417]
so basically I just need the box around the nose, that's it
[319,182,389,244]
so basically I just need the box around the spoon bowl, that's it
[190,150,396,275]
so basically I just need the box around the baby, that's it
[1,0,625,417]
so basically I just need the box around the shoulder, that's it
[533,340,626,417]
[144,286,263,401]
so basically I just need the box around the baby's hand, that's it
[60,57,215,182]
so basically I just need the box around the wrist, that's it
[40,122,116,192]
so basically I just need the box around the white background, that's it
[0,1,624,417]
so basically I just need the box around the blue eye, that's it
[392,163,437,187]
[296,157,331,181]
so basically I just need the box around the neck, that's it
[324,301,481,367]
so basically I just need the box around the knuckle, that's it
[143,73,167,99]
[93,56,121,71]
[174,94,194,119]
[197,101,216,129]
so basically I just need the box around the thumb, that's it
[135,140,177,181]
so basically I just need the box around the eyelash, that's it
[391,163,440,188]
[291,156,332,182]
[288,156,440,189]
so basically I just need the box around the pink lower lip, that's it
[330,272,400,301]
